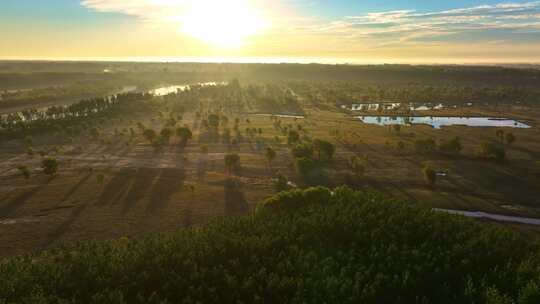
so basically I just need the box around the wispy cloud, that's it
[297,1,540,47]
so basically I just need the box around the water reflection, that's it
[357,116,531,129]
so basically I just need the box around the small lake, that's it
[150,82,225,96]
[357,116,531,129]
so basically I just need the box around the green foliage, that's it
[2,187,540,303]
[41,158,59,176]
[143,129,157,143]
[265,147,277,167]
[313,139,335,161]
[348,155,366,177]
[272,172,290,193]
[294,157,329,186]
[291,142,314,159]
[422,165,437,186]
[287,130,300,145]
[176,126,193,148]
[159,128,172,143]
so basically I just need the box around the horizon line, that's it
[1,56,540,66]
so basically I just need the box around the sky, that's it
[1,0,540,63]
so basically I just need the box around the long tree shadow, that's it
[146,168,186,214]
[95,169,134,206]
[0,176,56,218]
[122,168,160,214]
[40,203,88,250]
[224,178,248,216]
[57,172,93,205]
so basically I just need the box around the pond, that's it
[357,116,531,129]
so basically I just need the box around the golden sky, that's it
[1,0,540,63]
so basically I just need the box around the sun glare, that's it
[180,0,266,48]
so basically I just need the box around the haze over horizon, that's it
[2,0,540,64]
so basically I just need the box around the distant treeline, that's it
[2,61,540,90]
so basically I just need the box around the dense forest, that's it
[2,187,540,303]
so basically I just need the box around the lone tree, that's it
[422,165,437,187]
[287,130,300,145]
[224,153,241,175]
[313,139,335,161]
[265,147,277,170]
[42,158,59,176]
[160,128,173,144]
[176,127,193,148]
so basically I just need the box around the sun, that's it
[180,0,267,49]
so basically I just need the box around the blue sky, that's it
[1,0,540,62]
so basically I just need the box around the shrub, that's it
[41,158,58,176]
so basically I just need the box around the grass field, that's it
[1,63,540,259]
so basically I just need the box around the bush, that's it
[41,158,58,176]
[1,187,540,303]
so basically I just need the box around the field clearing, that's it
[1,71,540,258]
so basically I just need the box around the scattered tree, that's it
[176,127,193,148]
[42,158,59,176]
[422,165,437,187]
[225,153,241,175]
[265,147,277,169]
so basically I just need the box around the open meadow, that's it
[1,63,540,258]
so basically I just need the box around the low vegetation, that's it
[2,187,540,303]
